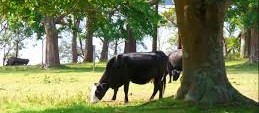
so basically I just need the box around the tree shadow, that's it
[17,97,259,113]
[16,98,188,113]
[0,64,106,74]
[226,62,258,74]
[49,65,105,73]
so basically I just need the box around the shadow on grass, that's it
[18,97,259,113]
[49,65,105,73]
[226,62,258,74]
[0,63,106,74]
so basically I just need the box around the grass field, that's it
[0,60,258,113]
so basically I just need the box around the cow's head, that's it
[90,83,109,103]
[172,69,181,81]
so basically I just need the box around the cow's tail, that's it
[162,72,167,95]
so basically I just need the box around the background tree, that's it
[83,10,96,62]
[124,25,137,53]
[59,40,72,63]
[224,37,240,59]
[173,0,256,105]
[69,15,81,63]
[1,0,163,65]
[152,3,159,52]
[226,0,259,63]
[0,30,15,65]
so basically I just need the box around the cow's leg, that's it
[168,70,172,83]
[161,76,166,97]
[111,88,118,101]
[124,82,129,103]
[167,64,173,83]
[159,77,166,98]
[158,86,163,98]
[150,79,160,100]
[169,66,173,83]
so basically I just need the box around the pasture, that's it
[0,60,258,113]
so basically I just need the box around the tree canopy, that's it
[226,0,258,29]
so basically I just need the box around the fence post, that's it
[92,45,95,71]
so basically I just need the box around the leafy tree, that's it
[224,37,240,59]
[1,0,163,64]
[65,15,83,63]
[226,0,259,62]
[161,7,182,49]
[0,30,15,65]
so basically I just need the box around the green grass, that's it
[0,60,258,113]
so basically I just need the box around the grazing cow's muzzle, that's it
[173,70,181,81]
[90,83,109,103]
[90,83,100,103]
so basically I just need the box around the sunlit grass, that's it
[0,60,258,113]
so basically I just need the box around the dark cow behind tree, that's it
[6,57,29,66]
[90,51,168,103]
[167,49,182,83]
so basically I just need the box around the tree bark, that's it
[152,3,158,52]
[174,0,256,105]
[240,29,251,58]
[43,16,60,67]
[15,40,19,58]
[100,38,109,62]
[78,36,84,57]
[124,25,136,53]
[177,36,182,49]
[113,39,119,56]
[72,17,80,63]
[173,0,184,50]
[83,15,95,62]
[249,26,259,63]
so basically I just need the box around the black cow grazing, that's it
[90,51,168,103]
[167,49,182,83]
[6,57,29,66]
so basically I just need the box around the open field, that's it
[0,60,258,113]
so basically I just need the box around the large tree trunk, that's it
[83,16,95,62]
[100,39,109,62]
[72,17,80,63]
[174,0,184,50]
[124,25,136,53]
[152,3,158,52]
[43,16,60,67]
[174,0,256,105]
[249,26,259,63]
[177,36,182,49]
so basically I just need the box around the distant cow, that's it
[6,57,29,66]
[90,51,168,103]
[167,49,182,83]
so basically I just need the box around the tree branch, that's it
[55,13,67,25]
[149,0,160,5]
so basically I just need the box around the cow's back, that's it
[120,52,167,84]
[101,51,168,88]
